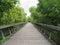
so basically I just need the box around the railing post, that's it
[40,28,41,32]
[49,33,51,39]
[11,27,14,33]
[9,28,12,35]
[43,30,45,35]
[11,26,16,33]
[13,28,16,33]
[40,28,43,33]
[0,30,5,39]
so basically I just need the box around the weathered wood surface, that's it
[35,23,60,31]
[3,23,53,45]
[0,23,25,29]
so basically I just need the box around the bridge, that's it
[0,23,60,45]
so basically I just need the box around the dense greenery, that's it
[0,0,26,25]
[29,0,60,44]
[0,0,27,43]
[29,0,60,26]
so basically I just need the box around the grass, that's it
[2,38,8,43]
[1,36,10,43]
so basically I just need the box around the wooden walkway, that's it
[3,23,53,45]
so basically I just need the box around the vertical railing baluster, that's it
[43,30,45,35]
[8,28,12,35]
[49,33,51,39]
[0,30,5,39]
[11,27,14,33]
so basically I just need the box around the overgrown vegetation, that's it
[0,0,27,43]
[0,0,26,25]
[29,0,60,26]
[29,0,60,44]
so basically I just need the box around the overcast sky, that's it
[20,0,38,17]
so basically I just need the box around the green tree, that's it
[1,6,26,25]
[0,0,19,25]
[37,0,60,25]
[0,0,26,25]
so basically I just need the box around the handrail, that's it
[34,23,60,45]
[0,22,26,43]
[0,22,26,29]
[35,23,60,31]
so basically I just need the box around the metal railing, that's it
[34,23,60,45]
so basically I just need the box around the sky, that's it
[19,0,38,17]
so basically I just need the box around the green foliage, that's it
[1,6,26,25]
[2,36,9,43]
[29,7,39,23]
[27,17,34,22]
[0,0,26,25]
[37,0,60,25]
[30,0,60,26]
[0,0,18,12]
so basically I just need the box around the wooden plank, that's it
[35,23,60,31]
[3,23,53,45]
[0,22,26,29]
